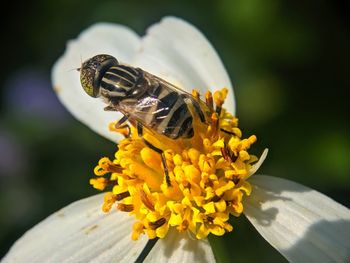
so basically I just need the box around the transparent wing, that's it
[117,95,168,129]
[144,71,212,122]
[144,71,205,100]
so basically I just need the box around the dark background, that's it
[1,0,349,262]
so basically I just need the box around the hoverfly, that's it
[79,54,211,185]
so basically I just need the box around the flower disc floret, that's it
[90,88,258,240]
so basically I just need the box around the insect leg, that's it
[104,105,118,111]
[220,128,236,135]
[113,115,131,138]
[115,115,129,128]
[137,123,171,186]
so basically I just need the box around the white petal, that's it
[53,18,234,142]
[2,194,148,263]
[135,16,235,114]
[246,148,269,179]
[244,175,350,263]
[52,23,140,142]
[144,229,215,263]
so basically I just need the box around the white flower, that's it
[2,17,350,263]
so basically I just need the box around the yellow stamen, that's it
[90,88,263,240]
[90,178,109,190]
[149,218,167,230]
[192,89,200,100]
[205,91,214,109]
[140,189,155,211]
[102,192,117,213]
[117,203,134,212]
[94,157,122,176]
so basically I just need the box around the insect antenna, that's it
[67,55,84,72]
[66,67,80,72]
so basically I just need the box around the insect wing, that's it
[117,96,165,131]
[143,71,212,121]
[143,71,193,97]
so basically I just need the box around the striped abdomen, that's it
[144,85,194,139]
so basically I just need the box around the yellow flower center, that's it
[90,88,259,240]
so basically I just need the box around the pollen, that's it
[90,88,263,240]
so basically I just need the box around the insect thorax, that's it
[100,65,147,100]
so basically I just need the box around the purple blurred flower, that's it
[0,128,27,177]
[5,69,69,122]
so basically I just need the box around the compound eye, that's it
[79,55,118,98]
[80,65,100,97]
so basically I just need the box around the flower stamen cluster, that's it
[90,88,258,240]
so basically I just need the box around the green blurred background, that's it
[0,0,349,262]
